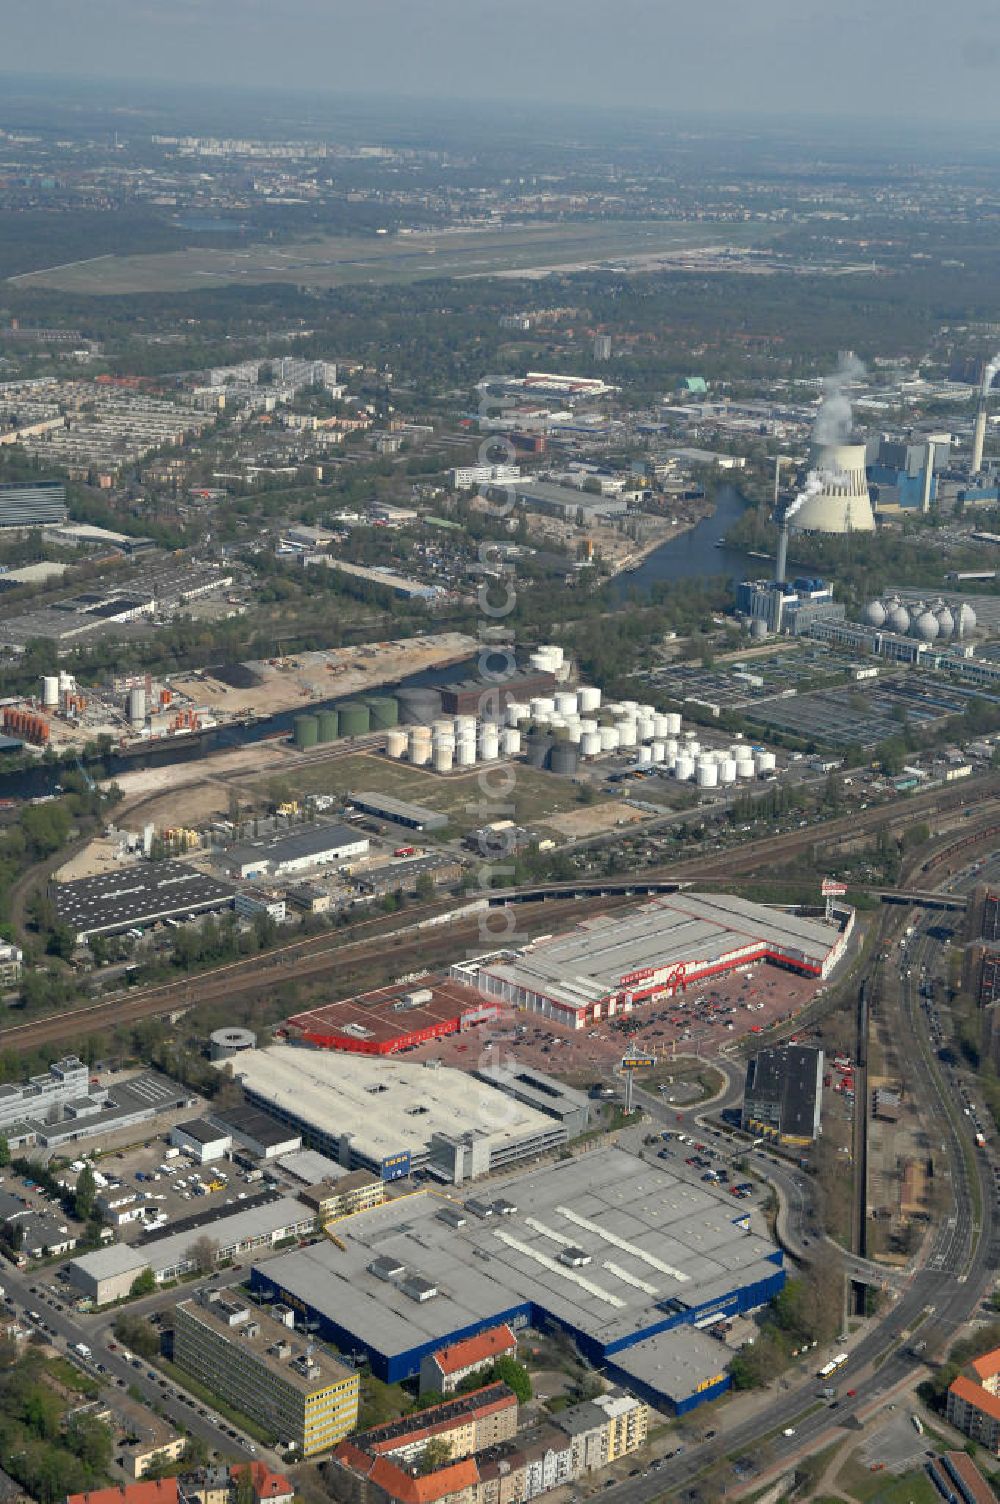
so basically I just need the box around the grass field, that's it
[255,751,585,838]
[11,219,775,294]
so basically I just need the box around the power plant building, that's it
[453,893,851,1031]
[250,1147,784,1412]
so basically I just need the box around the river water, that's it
[610,482,758,596]
[4,487,758,801]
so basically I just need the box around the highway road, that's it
[0,1260,278,1469]
[598,863,997,1500]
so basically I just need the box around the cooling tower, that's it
[794,444,875,533]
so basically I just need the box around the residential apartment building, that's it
[948,1348,1000,1454]
[174,1290,359,1457]
[419,1325,518,1397]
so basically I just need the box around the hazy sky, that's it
[5,0,1000,122]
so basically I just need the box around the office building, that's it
[948,1348,1000,1455]
[742,1045,825,1145]
[175,1289,359,1457]
[298,1171,385,1222]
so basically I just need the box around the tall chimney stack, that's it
[973,399,988,474]
[775,520,789,586]
[921,439,936,513]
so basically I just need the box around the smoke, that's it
[983,354,1000,395]
[813,352,866,448]
[784,471,823,524]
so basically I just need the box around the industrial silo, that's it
[293,714,319,750]
[736,754,756,779]
[637,745,652,767]
[128,686,147,725]
[338,701,371,737]
[397,686,442,726]
[526,731,553,769]
[665,713,682,736]
[555,690,579,717]
[720,757,738,784]
[578,685,601,714]
[317,709,339,743]
[863,599,887,627]
[958,603,977,637]
[549,743,578,776]
[478,724,500,761]
[674,755,695,781]
[637,715,655,743]
[409,726,432,765]
[599,726,619,753]
[433,743,454,774]
[506,701,529,727]
[386,728,408,759]
[580,731,601,758]
[41,676,59,709]
[755,750,777,775]
[500,728,522,758]
[696,760,719,789]
[367,695,399,729]
[455,735,477,767]
[616,720,637,749]
[650,741,666,764]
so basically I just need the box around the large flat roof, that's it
[220,1046,556,1163]
[285,977,491,1051]
[52,862,235,938]
[469,892,841,1012]
[253,1147,780,1360]
[225,822,366,869]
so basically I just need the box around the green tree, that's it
[129,1268,156,1297]
[416,1438,453,1474]
[494,1355,532,1403]
[74,1164,96,1221]
[0,1135,10,1167]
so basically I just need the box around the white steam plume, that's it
[982,355,1000,396]
[813,352,866,447]
[785,471,823,523]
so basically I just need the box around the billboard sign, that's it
[821,878,847,897]
[621,1052,656,1071]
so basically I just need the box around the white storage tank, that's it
[564,721,583,744]
[666,713,682,736]
[664,738,679,759]
[579,717,599,735]
[686,740,701,758]
[531,696,556,718]
[578,685,602,713]
[650,741,666,763]
[674,755,695,781]
[720,757,738,784]
[454,714,477,736]
[621,700,640,716]
[755,750,777,775]
[736,756,756,779]
[478,724,500,760]
[637,745,653,766]
[580,731,602,757]
[500,728,522,758]
[652,713,670,739]
[410,739,432,766]
[432,718,454,739]
[41,676,59,708]
[555,690,579,716]
[456,737,477,767]
[506,701,529,727]
[433,744,454,774]
[616,720,638,748]
[636,716,655,743]
[59,670,75,694]
[386,728,408,759]
[599,726,620,752]
[128,686,147,724]
[697,760,719,788]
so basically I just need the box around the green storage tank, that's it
[317,709,340,743]
[293,714,319,750]
[366,695,399,730]
[338,700,371,737]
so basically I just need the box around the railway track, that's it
[8,775,999,1055]
[0,893,632,1053]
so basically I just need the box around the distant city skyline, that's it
[4,0,1000,126]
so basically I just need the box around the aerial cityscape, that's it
[1,9,1000,1504]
